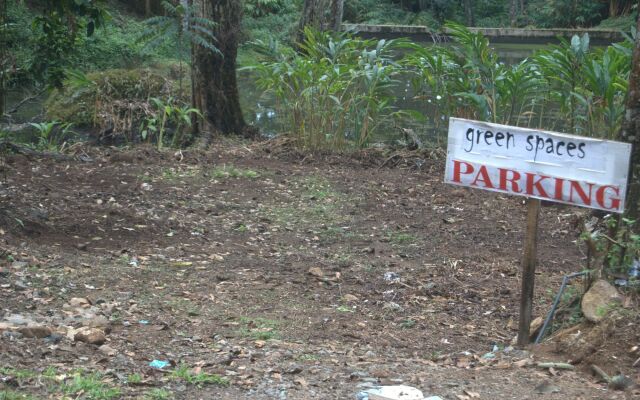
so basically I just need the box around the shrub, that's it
[45,69,176,143]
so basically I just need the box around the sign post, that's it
[517,198,540,346]
[444,118,632,347]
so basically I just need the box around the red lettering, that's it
[498,168,521,193]
[471,165,494,189]
[569,181,593,205]
[452,160,474,183]
[595,185,621,210]
[554,178,565,201]
[525,173,550,198]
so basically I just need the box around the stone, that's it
[308,267,324,278]
[343,294,359,302]
[581,280,623,323]
[83,316,111,334]
[357,385,424,400]
[98,344,117,356]
[69,297,91,308]
[18,324,53,339]
[74,327,106,345]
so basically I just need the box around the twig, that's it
[601,233,625,248]
[591,364,611,383]
[536,362,575,370]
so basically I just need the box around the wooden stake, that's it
[518,198,541,347]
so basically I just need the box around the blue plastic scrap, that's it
[149,360,170,369]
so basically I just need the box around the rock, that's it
[581,280,623,323]
[98,344,117,356]
[609,375,634,391]
[343,294,359,302]
[18,324,53,339]
[83,316,111,334]
[357,385,424,400]
[69,297,91,308]
[74,327,106,345]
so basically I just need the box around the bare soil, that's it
[0,142,638,399]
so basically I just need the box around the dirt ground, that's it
[0,141,639,399]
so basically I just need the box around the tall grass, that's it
[247,24,634,150]
[246,28,408,150]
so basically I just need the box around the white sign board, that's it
[444,118,632,213]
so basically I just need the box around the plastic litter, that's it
[356,385,424,400]
[383,272,401,283]
[139,320,150,325]
[149,360,170,369]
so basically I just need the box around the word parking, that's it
[445,118,631,213]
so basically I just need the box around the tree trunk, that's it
[145,0,151,16]
[463,0,474,26]
[329,0,344,32]
[520,0,527,18]
[620,6,640,218]
[510,0,518,26]
[298,0,344,44]
[191,0,246,144]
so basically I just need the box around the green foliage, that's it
[139,0,219,96]
[247,28,407,150]
[145,389,173,400]
[169,365,229,387]
[61,372,121,400]
[141,97,202,149]
[241,0,299,44]
[581,216,640,279]
[528,0,607,28]
[28,120,76,150]
[244,0,286,17]
[0,391,37,400]
[210,165,260,179]
[30,0,110,88]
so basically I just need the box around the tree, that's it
[463,0,475,26]
[190,0,247,143]
[510,0,518,26]
[297,0,344,44]
[140,0,219,98]
[30,0,109,88]
[620,4,640,218]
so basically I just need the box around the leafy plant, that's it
[141,97,202,149]
[247,28,406,150]
[169,365,229,387]
[61,372,120,400]
[581,216,640,280]
[28,120,75,150]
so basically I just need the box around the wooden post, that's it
[517,198,541,347]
